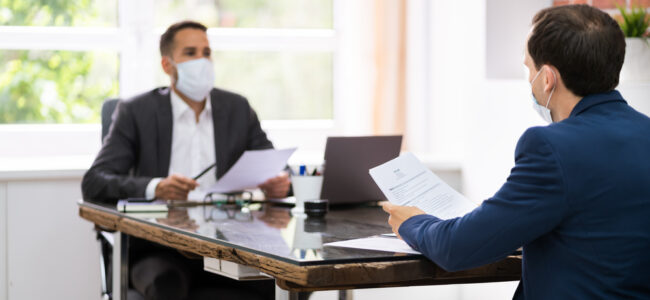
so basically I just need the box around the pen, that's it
[193,162,217,180]
[299,165,306,176]
[311,168,318,176]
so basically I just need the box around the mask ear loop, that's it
[164,56,176,70]
[164,56,181,87]
[530,68,543,86]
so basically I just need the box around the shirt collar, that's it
[170,89,212,121]
[569,90,626,117]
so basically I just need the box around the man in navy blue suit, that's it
[382,5,650,299]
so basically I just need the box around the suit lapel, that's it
[156,89,173,177]
[211,89,230,179]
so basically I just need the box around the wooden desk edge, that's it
[79,205,521,291]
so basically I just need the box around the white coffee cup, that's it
[290,175,323,215]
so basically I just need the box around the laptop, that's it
[320,135,402,204]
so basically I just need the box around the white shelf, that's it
[0,155,93,181]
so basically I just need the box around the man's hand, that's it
[259,172,290,199]
[155,174,198,200]
[381,202,426,239]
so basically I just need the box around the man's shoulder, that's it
[515,126,552,154]
[210,87,250,107]
[519,118,590,145]
[121,87,170,108]
[514,123,585,161]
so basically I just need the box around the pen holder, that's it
[290,175,323,215]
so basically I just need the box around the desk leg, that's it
[275,281,299,300]
[338,290,353,300]
[113,232,129,300]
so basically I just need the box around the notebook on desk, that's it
[117,198,169,213]
[320,135,402,205]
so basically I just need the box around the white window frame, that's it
[0,0,348,159]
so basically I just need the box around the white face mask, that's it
[171,57,215,102]
[529,67,556,124]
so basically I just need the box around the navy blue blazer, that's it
[400,90,650,299]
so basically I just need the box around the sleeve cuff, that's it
[145,178,163,199]
[399,214,442,251]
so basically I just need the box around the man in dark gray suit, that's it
[82,21,289,202]
[82,21,288,299]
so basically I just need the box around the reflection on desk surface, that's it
[82,200,421,266]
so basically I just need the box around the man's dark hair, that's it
[160,20,207,57]
[529,4,625,96]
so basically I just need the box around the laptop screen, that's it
[320,135,402,204]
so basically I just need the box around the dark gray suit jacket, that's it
[82,87,273,203]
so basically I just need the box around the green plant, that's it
[616,4,649,38]
[0,0,119,124]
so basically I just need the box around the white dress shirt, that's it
[145,90,217,200]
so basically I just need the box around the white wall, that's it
[0,183,7,300]
[458,0,551,201]
[486,0,552,79]
[0,125,101,158]
[1,175,100,300]
[423,0,474,159]
[619,82,650,117]
[463,79,543,201]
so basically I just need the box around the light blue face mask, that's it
[529,67,556,123]
[171,57,215,102]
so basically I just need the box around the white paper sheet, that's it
[324,236,420,255]
[369,152,476,219]
[207,148,296,193]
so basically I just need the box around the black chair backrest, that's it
[101,98,120,142]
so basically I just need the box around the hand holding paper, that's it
[207,148,296,193]
[258,172,291,198]
[369,152,476,220]
[380,202,426,238]
[326,153,476,255]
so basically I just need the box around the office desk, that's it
[78,200,521,299]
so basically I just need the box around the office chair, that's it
[96,98,120,300]
[101,98,120,142]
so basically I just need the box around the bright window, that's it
[0,50,118,123]
[155,0,333,29]
[213,51,333,120]
[0,0,336,124]
[0,0,117,27]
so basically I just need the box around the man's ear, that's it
[543,65,557,93]
[161,56,174,76]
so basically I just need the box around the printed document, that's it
[369,152,476,219]
[207,148,296,193]
[325,236,421,255]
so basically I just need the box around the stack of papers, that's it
[117,199,168,213]
[325,236,420,255]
